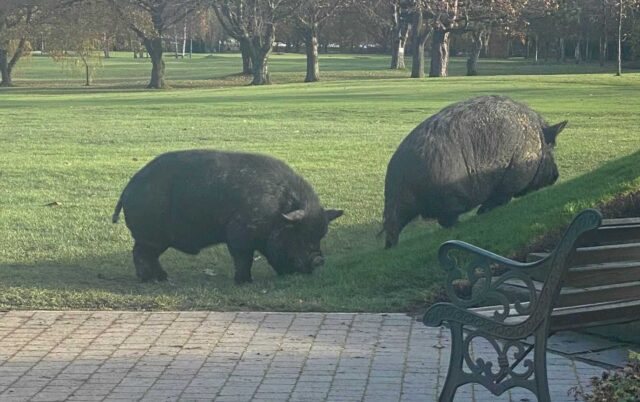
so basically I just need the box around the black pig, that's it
[113,150,343,283]
[383,95,567,248]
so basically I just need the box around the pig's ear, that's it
[325,209,344,222]
[282,209,306,222]
[543,120,568,145]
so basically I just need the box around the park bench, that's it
[423,209,640,402]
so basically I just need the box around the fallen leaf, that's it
[45,201,62,207]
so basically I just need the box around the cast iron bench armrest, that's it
[424,209,603,339]
[424,301,537,340]
[436,240,549,308]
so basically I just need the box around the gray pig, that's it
[383,95,567,248]
[113,150,343,283]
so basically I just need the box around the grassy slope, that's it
[0,53,639,311]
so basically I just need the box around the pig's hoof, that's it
[136,271,155,282]
[155,269,168,281]
[234,276,253,285]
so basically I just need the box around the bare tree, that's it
[599,0,615,66]
[294,0,350,82]
[109,0,199,88]
[426,0,459,77]
[47,1,116,86]
[408,1,431,78]
[211,0,294,85]
[463,0,522,76]
[364,0,412,69]
[617,0,624,74]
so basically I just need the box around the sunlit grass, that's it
[0,53,639,311]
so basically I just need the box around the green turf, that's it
[0,53,639,312]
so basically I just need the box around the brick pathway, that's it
[0,311,606,402]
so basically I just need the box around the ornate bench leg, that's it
[533,328,551,402]
[439,323,464,402]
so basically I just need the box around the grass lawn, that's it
[0,52,639,312]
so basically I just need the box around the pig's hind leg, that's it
[133,241,169,282]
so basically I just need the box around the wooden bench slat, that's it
[566,260,640,287]
[578,224,640,246]
[500,278,640,307]
[527,242,640,265]
[471,300,640,331]
[550,299,640,331]
[558,281,640,307]
[525,259,640,286]
[572,243,640,265]
[602,217,640,226]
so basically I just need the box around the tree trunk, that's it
[0,49,11,87]
[103,33,111,58]
[585,36,590,62]
[174,28,179,59]
[411,39,425,78]
[240,39,253,75]
[617,0,623,76]
[601,0,608,66]
[144,37,166,89]
[574,40,581,64]
[0,38,27,87]
[390,5,410,70]
[182,23,187,58]
[85,62,91,86]
[410,9,429,78]
[251,53,270,85]
[304,26,320,82]
[544,41,549,62]
[466,31,484,76]
[559,37,565,62]
[534,34,539,64]
[390,30,409,69]
[429,30,449,77]
[600,35,608,66]
[483,32,490,56]
[249,27,275,85]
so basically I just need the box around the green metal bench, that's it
[423,209,640,401]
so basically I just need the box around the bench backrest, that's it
[557,217,640,307]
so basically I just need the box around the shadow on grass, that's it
[1,151,639,311]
